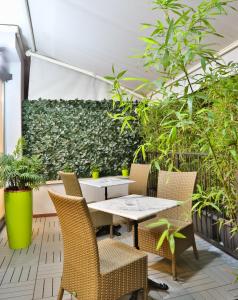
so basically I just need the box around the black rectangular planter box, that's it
[193,210,238,259]
[220,223,238,253]
[193,210,219,240]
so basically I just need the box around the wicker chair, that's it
[48,190,148,300]
[113,163,151,230]
[128,163,151,195]
[58,171,113,237]
[138,170,198,280]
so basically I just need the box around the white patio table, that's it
[89,194,178,291]
[79,177,135,200]
[88,194,178,249]
[79,177,135,236]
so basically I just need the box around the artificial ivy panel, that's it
[22,99,141,180]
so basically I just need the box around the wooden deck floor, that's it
[0,217,237,300]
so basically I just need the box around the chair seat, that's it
[113,215,129,226]
[138,217,195,260]
[98,238,147,274]
[113,214,157,226]
[98,239,148,299]
[89,208,112,227]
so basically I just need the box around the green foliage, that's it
[22,99,141,180]
[147,218,186,254]
[107,0,238,218]
[62,162,74,173]
[192,184,221,216]
[121,164,128,171]
[193,74,238,223]
[106,0,238,254]
[91,165,100,173]
[0,138,45,190]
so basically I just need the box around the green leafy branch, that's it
[146,218,186,254]
[192,184,221,217]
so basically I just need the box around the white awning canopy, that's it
[1,0,238,99]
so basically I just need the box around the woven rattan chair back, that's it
[128,163,151,195]
[58,171,83,197]
[157,171,197,221]
[48,190,100,299]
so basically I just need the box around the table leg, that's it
[133,221,139,249]
[133,221,169,291]
[100,186,121,236]
[105,186,108,200]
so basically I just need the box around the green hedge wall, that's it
[22,99,141,180]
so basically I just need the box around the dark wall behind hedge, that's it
[22,99,141,180]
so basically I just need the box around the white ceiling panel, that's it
[1,0,238,88]
[28,0,158,80]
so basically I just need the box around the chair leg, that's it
[142,287,148,300]
[172,255,177,280]
[192,235,199,260]
[127,223,132,232]
[129,290,140,300]
[57,286,64,300]
[109,225,113,238]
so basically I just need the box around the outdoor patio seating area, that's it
[1,0,238,299]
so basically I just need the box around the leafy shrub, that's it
[0,138,44,190]
[22,99,141,180]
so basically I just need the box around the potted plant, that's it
[0,138,44,249]
[121,163,129,177]
[91,165,100,179]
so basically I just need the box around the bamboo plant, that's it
[106,0,238,252]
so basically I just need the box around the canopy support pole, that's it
[26,50,143,99]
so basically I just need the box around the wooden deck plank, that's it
[33,278,44,299]
[0,279,35,288]
[32,218,46,299]
[43,277,53,298]
[207,288,230,300]
[0,281,34,299]
[52,276,61,296]
[165,295,195,300]
[191,292,205,300]
[19,265,31,282]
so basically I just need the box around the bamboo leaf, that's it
[147,218,169,229]
[140,37,158,45]
[169,235,175,254]
[156,230,168,250]
[201,57,206,72]
[173,232,186,239]
[230,149,238,163]
[117,70,127,79]
[165,19,174,45]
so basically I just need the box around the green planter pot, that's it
[92,171,99,179]
[4,190,33,249]
[122,169,129,177]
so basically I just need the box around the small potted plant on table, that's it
[91,165,100,179]
[0,138,44,249]
[121,164,129,177]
